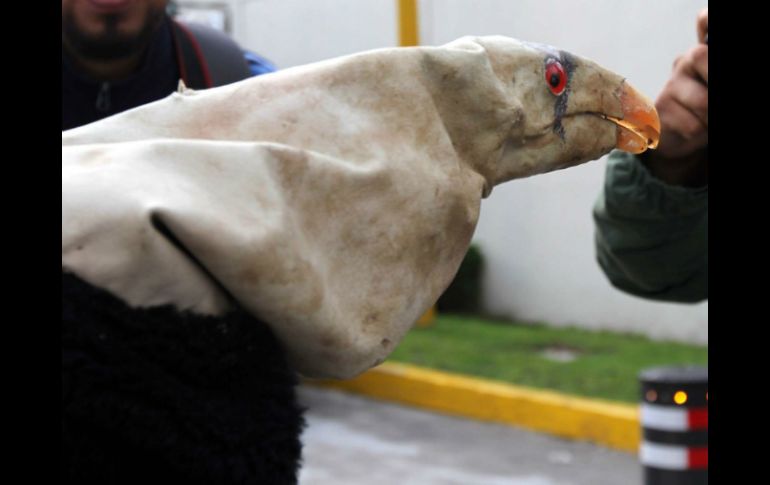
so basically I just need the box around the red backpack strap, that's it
[170,19,253,89]
[170,19,214,89]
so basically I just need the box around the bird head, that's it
[419,36,659,191]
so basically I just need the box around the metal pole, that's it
[398,0,419,47]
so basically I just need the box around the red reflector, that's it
[688,447,708,469]
[688,408,708,429]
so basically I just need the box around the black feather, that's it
[62,271,305,484]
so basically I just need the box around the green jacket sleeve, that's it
[592,150,708,302]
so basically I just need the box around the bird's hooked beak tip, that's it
[604,82,660,154]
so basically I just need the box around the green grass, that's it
[388,314,707,403]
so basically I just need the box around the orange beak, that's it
[604,82,660,154]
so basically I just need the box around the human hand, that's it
[643,7,708,186]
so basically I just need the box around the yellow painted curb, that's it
[307,362,640,453]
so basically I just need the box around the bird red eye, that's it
[545,59,567,96]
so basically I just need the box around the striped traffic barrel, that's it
[639,366,708,484]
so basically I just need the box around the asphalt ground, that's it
[297,385,642,485]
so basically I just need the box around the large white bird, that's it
[62,35,659,380]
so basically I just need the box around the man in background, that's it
[62,0,275,130]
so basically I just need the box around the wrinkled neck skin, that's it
[416,42,521,195]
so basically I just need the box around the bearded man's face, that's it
[62,0,168,61]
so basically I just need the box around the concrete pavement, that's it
[297,386,642,485]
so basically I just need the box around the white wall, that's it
[176,0,397,67]
[237,0,396,68]
[178,0,708,344]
